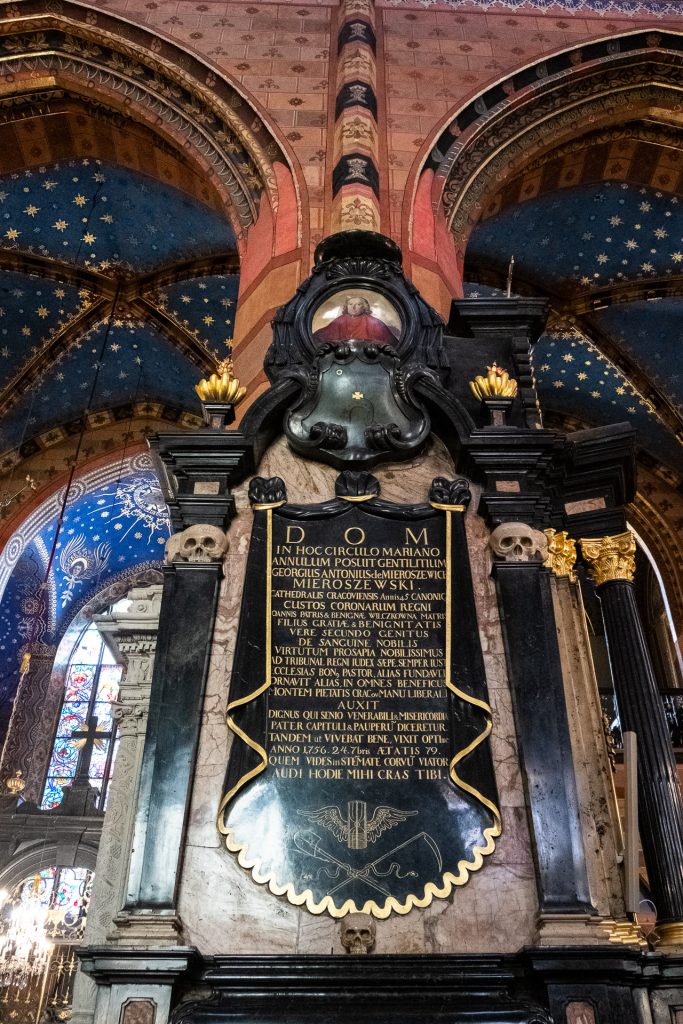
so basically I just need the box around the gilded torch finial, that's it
[195,356,247,407]
[469,363,518,400]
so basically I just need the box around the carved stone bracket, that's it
[580,531,636,585]
[248,476,288,508]
[429,477,471,511]
[165,524,229,564]
[489,522,548,563]
[544,529,577,580]
[335,470,380,500]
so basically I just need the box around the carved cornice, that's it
[580,531,636,585]
[544,530,577,581]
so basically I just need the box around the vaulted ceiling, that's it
[465,171,683,480]
[0,158,240,473]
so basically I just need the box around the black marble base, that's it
[107,949,683,1024]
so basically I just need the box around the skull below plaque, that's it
[341,913,376,955]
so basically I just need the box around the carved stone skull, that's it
[341,913,376,955]
[165,524,229,565]
[489,522,548,564]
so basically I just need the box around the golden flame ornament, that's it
[195,357,247,406]
[469,363,518,400]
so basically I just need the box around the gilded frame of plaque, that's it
[218,488,500,918]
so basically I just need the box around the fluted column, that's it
[72,584,162,1024]
[581,531,683,944]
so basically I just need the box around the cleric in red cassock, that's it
[313,295,399,345]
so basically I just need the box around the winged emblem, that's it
[298,801,417,849]
[59,533,112,607]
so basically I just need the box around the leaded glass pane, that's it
[18,869,54,908]
[42,779,67,810]
[42,619,121,811]
[64,666,95,702]
[96,664,121,702]
[47,739,79,777]
[56,703,87,737]
[88,743,109,780]
[91,701,113,733]
[72,624,103,665]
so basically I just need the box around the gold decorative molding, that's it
[580,531,636,586]
[606,918,646,947]
[657,921,683,946]
[544,529,577,580]
[469,363,518,400]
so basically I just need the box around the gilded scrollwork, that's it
[544,530,577,580]
[580,531,636,585]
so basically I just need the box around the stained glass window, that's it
[41,623,122,810]
[14,867,93,939]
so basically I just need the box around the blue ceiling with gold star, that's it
[465,179,683,478]
[0,158,240,465]
[468,181,682,292]
[0,158,241,729]
[0,161,236,272]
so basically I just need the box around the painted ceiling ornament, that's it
[89,476,170,542]
[58,533,112,608]
[265,231,447,469]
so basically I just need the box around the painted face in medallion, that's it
[312,290,401,346]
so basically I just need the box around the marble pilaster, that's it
[582,532,683,944]
[72,584,162,1024]
[545,567,641,947]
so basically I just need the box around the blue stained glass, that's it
[64,666,95,701]
[56,703,87,736]
[42,618,122,810]
[41,780,66,809]
[47,739,79,776]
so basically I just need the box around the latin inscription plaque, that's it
[219,475,500,917]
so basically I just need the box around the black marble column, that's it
[124,555,223,911]
[587,551,683,931]
[491,526,593,915]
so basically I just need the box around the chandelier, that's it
[0,885,53,989]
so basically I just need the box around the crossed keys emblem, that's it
[294,802,442,899]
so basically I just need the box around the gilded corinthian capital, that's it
[544,530,577,580]
[580,531,636,586]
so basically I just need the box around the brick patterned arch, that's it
[403,31,683,311]
[0,0,307,252]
